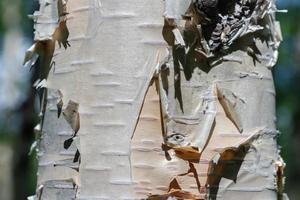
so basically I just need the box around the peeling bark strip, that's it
[216,85,243,133]
[24,0,80,199]
[25,0,288,199]
[159,0,287,199]
[63,100,80,134]
[206,135,254,200]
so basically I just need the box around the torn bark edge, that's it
[131,56,164,139]
[178,162,202,193]
[32,176,80,200]
[60,133,81,167]
[27,184,43,200]
[25,2,73,197]
[190,84,217,152]
[38,131,81,199]
[63,100,80,134]
[147,177,200,200]
[23,0,70,65]
[163,0,283,71]
[162,144,201,163]
[55,134,81,198]
[216,85,243,133]
[205,127,266,199]
[32,97,81,200]
[274,158,286,200]
[61,99,81,176]
[23,43,39,68]
[131,71,172,162]
[24,0,70,68]
[57,90,63,118]
[25,0,71,155]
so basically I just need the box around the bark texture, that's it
[25,0,288,199]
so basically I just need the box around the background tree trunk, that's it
[27,0,289,199]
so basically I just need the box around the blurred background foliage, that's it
[0,0,299,199]
[275,5,300,199]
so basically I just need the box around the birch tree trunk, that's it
[25,0,289,199]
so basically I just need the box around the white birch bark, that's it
[26,0,289,199]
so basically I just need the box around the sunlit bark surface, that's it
[26,0,288,199]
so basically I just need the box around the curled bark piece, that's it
[216,86,243,133]
[53,21,70,49]
[162,19,176,46]
[206,143,250,200]
[147,178,198,200]
[28,141,37,155]
[173,146,201,163]
[34,123,42,135]
[275,159,286,200]
[168,178,181,191]
[190,118,216,153]
[23,43,39,68]
[34,40,55,81]
[63,100,80,133]
[190,85,217,151]
[162,143,201,163]
[206,128,264,200]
